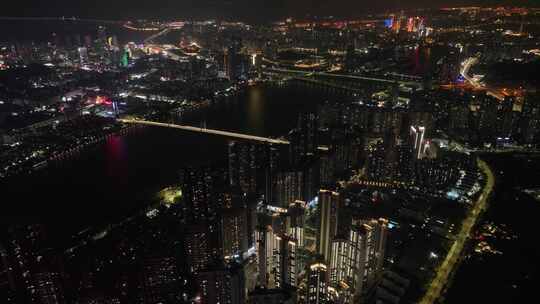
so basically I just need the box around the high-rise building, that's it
[396,143,414,183]
[273,234,298,288]
[184,224,220,274]
[139,256,183,303]
[0,244,16,303]
[306,262,328,304]
[345,45,356,72]
[255,205,300,289]
[263,144,287,203]
[449,104,470,132]
[255,225,271,287]
[407,17,414,32]
[228,141,258,194]
[410,126,426,159]
[120,48,130,67]
[318,190,341,263]
[290,112,318,163]
[478,96,499,141]
[324,217,389,303]
[520,93,540,145]
[180,167,225,223]
[8,225,66,304]
[272,171,304,207]
[342,219,389,303]
[196,263,246,304]
[319,151,336,188]
[78,47,89,65]
[329,236,348,286]
[31,271,65,304]
[255,209,288,289]
[355,218,388,286]
[224,37,244,81]
[286,201,306,249]
[221,207,249,259]
[344,224,371,302]
[248,287,297,304]
[499,96,519,138]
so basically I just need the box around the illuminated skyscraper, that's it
[290,112,318,163]
[410,126,426,159]
[329,236,348,286]
[184,224,220,274]
[221,207,249,259]
[272,171,304,207]
[78,47,88,65]
[319,152,335,188]
[255,225,272,287]
[180,167,224,222]
[120,49,129,67]
[521,93,540,144]
[140,256,183,303]
[254,207,290,289]
[197,263,246,304]
[318,190,341,263]
[323,217,389,303]
[335,219,389,303]
[354,218,388,286]
[286,201,306,249]
[306,262,328,304]
[345,224,371,302]
[273,234,298,288]
[228,141,257,194]
[407,17,414,32]
[224,37,243,81]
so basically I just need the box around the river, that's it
[0,82,339,234]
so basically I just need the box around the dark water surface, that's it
[0,83,328,231]
[445,153,540,303]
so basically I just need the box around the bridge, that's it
[0,16,123,24]
[264,67,423,89]
[460,57,504,101]
[118,119,290,145]
[289,76,365,93]
[144,28,172,44]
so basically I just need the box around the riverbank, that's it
[444,154,540,303]
[419,158,495,304]
[0,83,331,233]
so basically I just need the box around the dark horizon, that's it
[2,0,537,22]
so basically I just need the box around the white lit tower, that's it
[273,234,298,288]
[318,190,342,263]
[307,262,329,304]
[410,125,426,159]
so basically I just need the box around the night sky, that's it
[2,0,536,21]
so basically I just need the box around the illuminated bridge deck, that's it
[118,119,291,145]
[264,66,423,87]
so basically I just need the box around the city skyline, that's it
[1,0,536,21]
[1,4,539,304]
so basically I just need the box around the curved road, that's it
[419,158,495,304]
[460,57,504,101]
